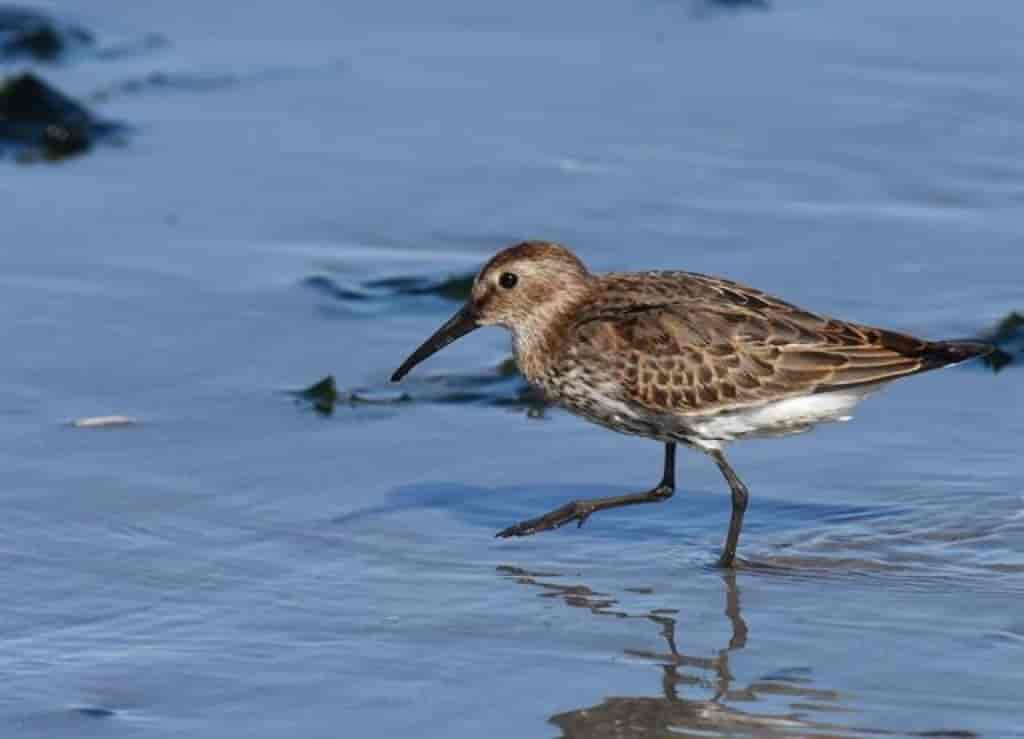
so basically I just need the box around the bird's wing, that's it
[565,273,946,416]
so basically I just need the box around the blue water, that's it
[2,1,1023,736]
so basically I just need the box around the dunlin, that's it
[391,242,991,567]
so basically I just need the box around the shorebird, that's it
[391,242,991,567]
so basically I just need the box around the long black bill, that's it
[391,304,479,382]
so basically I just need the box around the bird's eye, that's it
[499,272,518,289]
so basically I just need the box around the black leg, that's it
[496,442,677,538]
[710,450,749,568]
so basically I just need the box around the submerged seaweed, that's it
[0,6,93,62]
[690,0,770,18]
[89,70,236,103]
[977,311,1024,373]
[1,7,167,64]
[291,375,413,416]
[363,273,475,302]
[296,263,551,416]
[302,271,476,306]
[293,359,548,418]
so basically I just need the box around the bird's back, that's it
[531,270,989,445]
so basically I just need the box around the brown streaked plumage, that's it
[391,241,992,567]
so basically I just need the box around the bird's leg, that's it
[496,443,676,538]
[710,450,749,568]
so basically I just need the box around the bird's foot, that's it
[495,500,594,538]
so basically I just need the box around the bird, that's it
[390,241,992,567]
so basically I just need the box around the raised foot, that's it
[495,500,595,538]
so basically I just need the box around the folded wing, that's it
[565,272,987,416]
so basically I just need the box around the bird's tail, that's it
[920,339,994,370]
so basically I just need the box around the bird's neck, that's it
[511,290,589,386]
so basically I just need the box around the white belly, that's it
[688,385,883,444]
[551,372,884,452]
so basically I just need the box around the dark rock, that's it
[0,72,116,161]
[0,6,92,61]
[41,121,89,157]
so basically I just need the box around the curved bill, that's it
[391,304,479,382]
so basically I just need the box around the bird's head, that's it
[391,241,590,381]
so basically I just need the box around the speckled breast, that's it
[529,359,686,444]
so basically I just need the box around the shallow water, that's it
[2,0,1022,736]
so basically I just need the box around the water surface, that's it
[2,1,1022,736]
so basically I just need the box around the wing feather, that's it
[564,273,951,416]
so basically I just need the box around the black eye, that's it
[499,272,518,289]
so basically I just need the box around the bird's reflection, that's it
[497,566,889,739]
[622,570,748,710]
